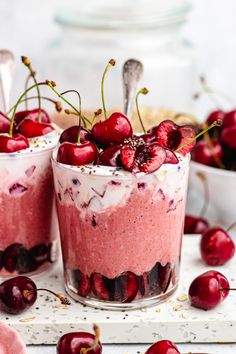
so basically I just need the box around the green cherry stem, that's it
[227,221,236,232]
[7,96,62,115]
[21,56,42,122]
[24,73,31,110]
[175,119,223,153]
[101,59,115,119]
[80,324,100,354]
[9,82,47,137]
[135,87,148,133]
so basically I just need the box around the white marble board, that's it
[1,235,236,345]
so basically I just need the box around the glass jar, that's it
[45,0,195,129]
[52,150,190,310]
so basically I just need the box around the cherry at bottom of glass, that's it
[64,261,179,310]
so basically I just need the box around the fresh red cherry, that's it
[57,324,102,354]
[121,137,166,174]
[189,270,229,310]
[92,112,133,148]
[95,144,122,166]
[0,133,29,153]
[222,110,236,129]
[200,227,235,265]
[57,141,98,166]
[18,118,54,138]
[0,276,70,315]
[184,215,209,234]
[206,110,225,126]
[221,125,236,150]
[14,108,50,126]
[60,125,93,144]
[192,139,223,167]
[155,120,197,156]
[0,111,11,133]
[145,340,180,354]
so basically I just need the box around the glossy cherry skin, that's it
[57,141,98,166]
[0,111,11,133]
[95,144,121,166]
[221,125,236,150]
[92,112,133,148]
[57,332,102,354]
[206,110,225,126]
[14,108,50,126]
[200,227,235,266]
[184,215,209,234]
[189,270,229,310]
[0,133,29,153]
[18,118,54,138]
[222,110,236,129]
[145,340,180,354]
[0,276,37,314]
[192,139,223,167]
[59,125,93,144]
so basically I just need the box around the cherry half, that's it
[188,270,229,310]
[57,141,98,166]
[0,276,70,314]
[95,144,122,167]
[145,340,180,354]
[57,324,102,354]
[200,226,235,266]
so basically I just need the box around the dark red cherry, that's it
[155,120,197,155]
[145,340,180,354]
[222,110,236,129]
[57,326,102,354]
[91,273,112,301]
[192,139,223,167]
[0,276,37,314]
[121,138,166,174]
[139,133,156,144]
[59,125,93,144]
[200,227,235,265]
[92,112,133,148]
[184,215,209,234]
[206,110,225,126]
[14,108,50,126]
[0,133,29,153]
[0,111,11,133]
[18,118,54,138]
[115,271,139,302]
[221,125,236,150]
[188,270,229,310]
[70,269,90,297]
[3,243,36,274]
[57,141,98,166]
[95,144,122,166]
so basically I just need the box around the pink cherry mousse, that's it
[0,62,60,277]
[50,59,220,310]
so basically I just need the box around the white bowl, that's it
[189,160,236,227]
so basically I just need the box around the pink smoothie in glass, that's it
[52,150,189,309]
[0,131,59,277]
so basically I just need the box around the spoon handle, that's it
[0,49,15,113]
[123,59,143,119]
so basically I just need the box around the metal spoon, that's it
[0,49,15,113]
[122,58,143,118]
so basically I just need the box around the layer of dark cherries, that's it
[67,261,175,303]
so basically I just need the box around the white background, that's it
[1,1,236,352]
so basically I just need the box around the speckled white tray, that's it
[1,235,236,344]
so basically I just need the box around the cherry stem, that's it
[9,82,47,137]
[24,73,31,110]
[80,324,100,354]
[175,120,222,153]
[220,288,236,291]
[227,221,236,232]
[203,129,225,169]
[196,171,210,217]
[7,96,62,115]
[135,87,148,133]
[21,56,42,122]
[91,108,102,126]
[23,288,71,305]
[101,59,115,119]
